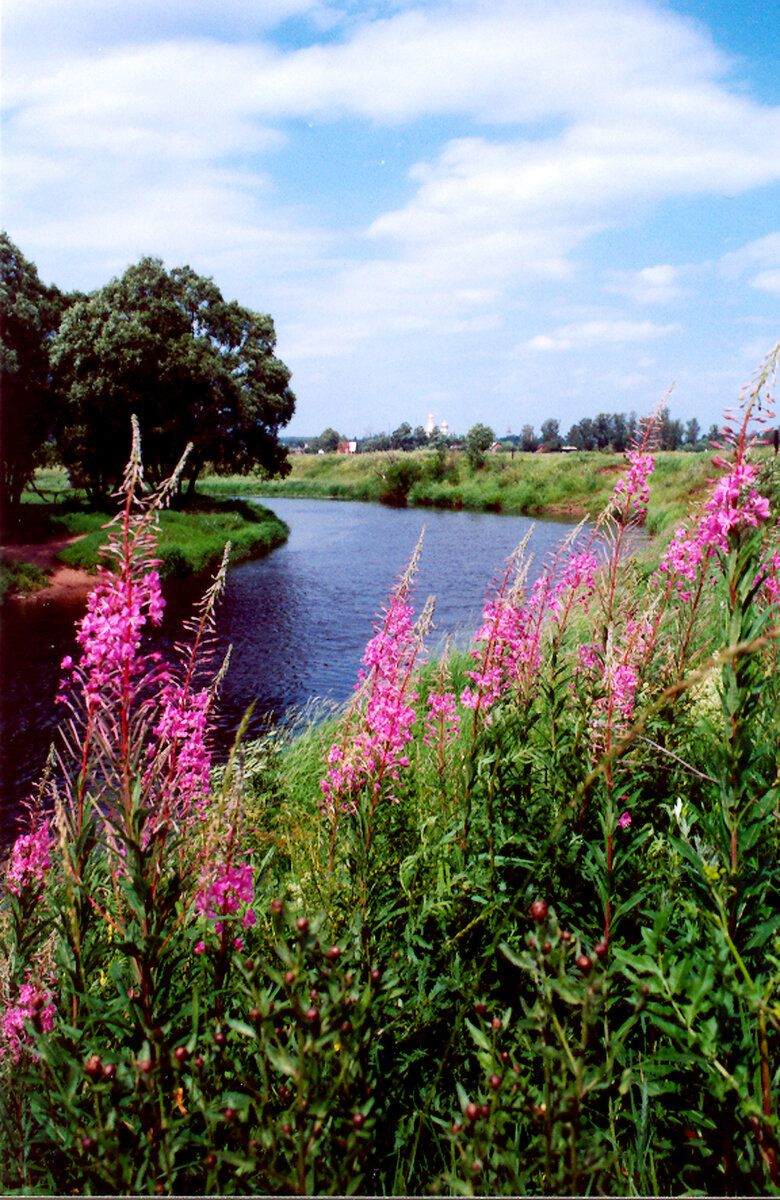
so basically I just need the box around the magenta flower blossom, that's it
[321,543,428,820]
[6,823,51,896]
[423,689,460,748]
[610,450,655,523]
[75,568,165,703]
[618,811,632,830]
[196,861,255,930]
[1,982,55,1061]
[147,684,212,813]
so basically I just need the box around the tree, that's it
[540,418,562,452]
[464,422,495,468]
[658,406,683,451]
[51,256,295,500]
[0,233,64,511]
[685,417,701,447]
[316,428,340,453]
[520,424,537,452]
[390,422,414,451]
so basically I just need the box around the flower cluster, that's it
[657,458,771,599]
[461,595,536,714]
[73,569,165,703]
[423,689,461,749]
[461,546,599,717]
[610,450,655,522]
[0,982,55,1062]
[5,823,51,896]
[148,684,212,813]
[321,575,426,817]
[195,861,256,950]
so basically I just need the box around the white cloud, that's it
[720,232,780,294]
[603,264,689,305]
[3,0,780,434]
[526,319,679,352]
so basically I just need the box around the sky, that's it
[3,0,780,439]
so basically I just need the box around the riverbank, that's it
[0,494,289,602]
[199,447,718,535]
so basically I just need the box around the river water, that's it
[0,498,585,845]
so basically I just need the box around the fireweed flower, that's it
[462,535,599,719]
[196,861,256,942]
[618,811,632,830]
[610,450,655,523]
[0,982,55,1062]
[6,823,51,895]
[321,536,429,820]
[146,684,212,813]
[423,690,460,748]
[75,568,166,704]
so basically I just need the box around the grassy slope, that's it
[2,471,288,592]
[200,448,718,536]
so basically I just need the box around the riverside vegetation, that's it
[0,471,288,601]
[1,348,780,1196]
[200,442,718,537]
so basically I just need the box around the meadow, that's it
[200,443,717,537]
[1,353,779,1196]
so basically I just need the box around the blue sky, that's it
[3,0,779,438]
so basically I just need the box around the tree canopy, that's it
[0,233,64,511]
[464,422,495,467]
[51,257,296,500]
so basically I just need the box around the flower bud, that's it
[85,1054,103,1080]
[529,899,549,923]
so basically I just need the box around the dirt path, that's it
[2,536,97,603]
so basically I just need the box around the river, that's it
[0,498,586,845]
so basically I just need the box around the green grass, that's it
[57,496,288,578]
[0,557,48,602]
[200,448,720,526]
[2,479,288,596]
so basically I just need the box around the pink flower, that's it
[6,823,51,896]
[610,450,655,522]
[0,982,55,1061]
[196,862,255,924]
[423,689,461,748]
[618,811,632,830]
[320,555,426,817]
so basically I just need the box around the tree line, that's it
[0,233,296,511]
[307,407,716,461]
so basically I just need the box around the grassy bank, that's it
[57,496,288,578]
[199,447,719,535]
[1,471,288,597]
